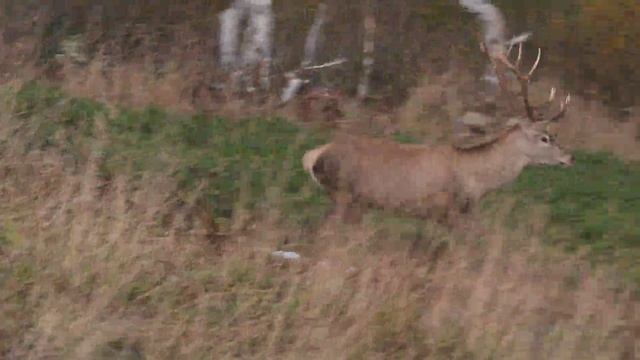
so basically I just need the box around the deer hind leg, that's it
[342,201,364,224]
[326,191,360,223]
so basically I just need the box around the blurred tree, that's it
[1,0,639,107]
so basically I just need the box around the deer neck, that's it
[454,129,531,201]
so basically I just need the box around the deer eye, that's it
[540,135,550,144]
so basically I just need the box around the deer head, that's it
[483,40,573,167]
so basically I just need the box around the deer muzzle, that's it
[559,153,574,167]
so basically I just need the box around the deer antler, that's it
[487,42,571,123]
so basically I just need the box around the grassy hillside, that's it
[503,152,640,286]
[0,81,638,358]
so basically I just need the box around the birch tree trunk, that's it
[357,0,376,101]
[280,3,328,105]
[218,0,274,92]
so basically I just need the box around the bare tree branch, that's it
[303,58,347,71]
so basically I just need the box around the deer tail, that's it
[302,143,331,187]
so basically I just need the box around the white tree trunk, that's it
[357,1,376,100]
[459,0,507,57]
[460,0,535,99]
[219,4,242,70]
[280,3,328,104]
[302,3,328,67]
[218,0,274,90]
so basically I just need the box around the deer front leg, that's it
[431,192,470,229]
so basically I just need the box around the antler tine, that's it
[493,46,537,121]
[492,44,561,122]
[536,87,556,110]
[506,42,515,58]
[515,43,524,67]
[481,30,571,125]
[528,48,542,77]
[548,93,571,122]
[549,87,556,102]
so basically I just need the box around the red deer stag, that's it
[302,44,572,225]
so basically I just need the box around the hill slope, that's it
[0,81,638,359]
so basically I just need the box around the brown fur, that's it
[304,123,573,226]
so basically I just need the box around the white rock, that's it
[272,251,301,260]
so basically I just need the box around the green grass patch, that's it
[392,131,423,144]
[14,81,65,118]
[499,151,640,286]
[104,107,331,228]
[60,97,106,136]
[13,82,106,166]
[0,227,9,251]
[12,82,332,232]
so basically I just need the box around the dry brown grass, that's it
[0,66,639,359]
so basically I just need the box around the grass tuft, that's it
[14,81,65,118]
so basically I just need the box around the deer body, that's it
[304,123,572,225]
